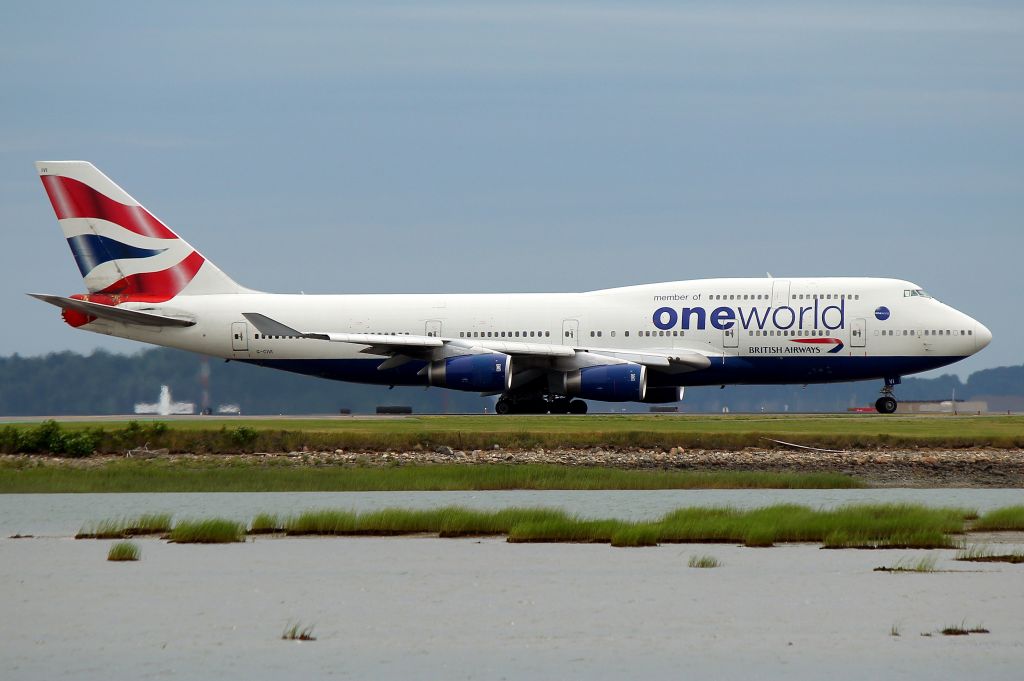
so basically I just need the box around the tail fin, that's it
[36,161,247,300]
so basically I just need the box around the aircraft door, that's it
[723,326,739,348]
[771,280,791,307]
[851,318,866,348]
[425,320,443,338]
[231,321,248,352]
[562,319,579,347]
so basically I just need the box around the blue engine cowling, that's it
[642,386,685,404]
[564,364,647,402]
[427,353,512,393]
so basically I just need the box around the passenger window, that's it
[597,331,602,337]
[624,331,629,337]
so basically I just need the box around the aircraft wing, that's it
[241,313,709,372]
[29,293,196,327]
[578,348,712,372]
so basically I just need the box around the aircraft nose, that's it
[975,321,992,351]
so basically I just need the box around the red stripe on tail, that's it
[98,251,205,301]
[41,175,177,239]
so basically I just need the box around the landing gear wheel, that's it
[569,400,588,415]
[495,398,513,415]
[549,399,571,415]
[875,396,897,414]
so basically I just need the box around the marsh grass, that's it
[74,503,1013,548]
[281,622,316,641]
[688,554,721,568]
[873,555,938,573]
[272,503,974,548]
[941,621,989,636]
[168,518,245,544]
[107,540,140,562]
[0,461,864,494]
[955,544,1024,564]
[77,513,173,539]
[249,513,282,534]
[973,506,1024,531]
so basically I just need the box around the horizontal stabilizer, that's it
[29,293,195,327]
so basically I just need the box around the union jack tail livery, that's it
[36,161,244,301]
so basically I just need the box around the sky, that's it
[1,1,1021,378]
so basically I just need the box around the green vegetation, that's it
[0,420,99,457]
[77,513,173,539]
[890,623,901,637]
[107,541,140,562]
[168,518,245,544]
[277,503,968,549]
[873,555,939,573]
[250,513,282,534]
[2,414,1023,456]
[955,544,1024,564]
[0,460,863,494]
[973,506,1024,531]
[281,622,316,641]
[65,503,1024,549]
[688,554,721,568]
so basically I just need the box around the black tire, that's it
[569,400,588,415]
[549,399,571,415]
[875,396,897,414]
[495,399,512,415]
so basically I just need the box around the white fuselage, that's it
[83,276,990,389]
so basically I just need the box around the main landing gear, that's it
[875,376,901,414]
[495,394,588,415]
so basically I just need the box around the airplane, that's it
[30,161,992,415]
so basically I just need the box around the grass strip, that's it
[955,544,1024,563]
[688,554,721,568]
[107,540,140,562]
[168,518,245,544]
[3,415,1024,456]
[277,503,971,548]
[77,513,173,539]
[972,506,1024,531]
[0,462,864,494]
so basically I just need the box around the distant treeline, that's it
[0,348,1021,415]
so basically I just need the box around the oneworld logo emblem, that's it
[652,299,846,332]
[875,306,890,321]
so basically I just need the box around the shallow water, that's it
[2,488,1023,536]
[3,489,1024,680]
[2,536,1023,681]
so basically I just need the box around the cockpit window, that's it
[903,289,931,298]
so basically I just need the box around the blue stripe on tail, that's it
[66,234,167,276]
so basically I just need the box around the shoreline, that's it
[4,447,1023,488]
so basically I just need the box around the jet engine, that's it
[642,386,685,404]
[563,364,647,402]
[426,353,512,393]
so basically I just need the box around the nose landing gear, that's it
[875,376,900,414]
